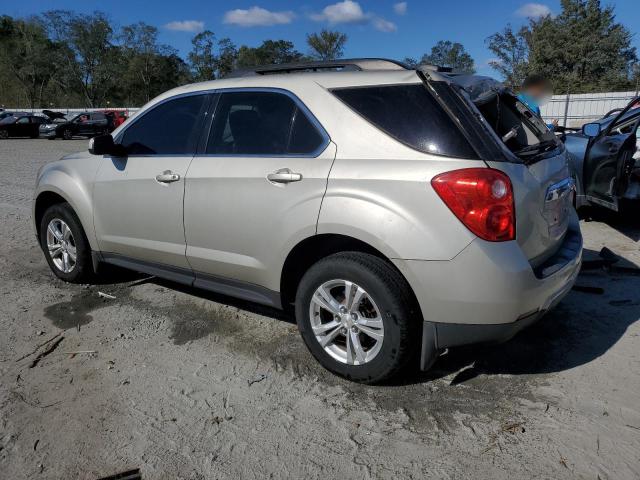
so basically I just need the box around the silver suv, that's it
[33,59,582,383]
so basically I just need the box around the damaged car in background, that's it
[562,96,640,211]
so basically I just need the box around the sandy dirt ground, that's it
[0,139,639,479]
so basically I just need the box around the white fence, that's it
[541,90,638,127]
[14,107,140,117]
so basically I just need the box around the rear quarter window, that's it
[332,84,478,158]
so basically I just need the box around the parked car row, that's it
[0,110,128,140]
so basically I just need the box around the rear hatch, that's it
[438,74,574,267]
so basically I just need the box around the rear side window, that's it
[332,84,477,158]
[120,94,207,155]
[206,91,326,155]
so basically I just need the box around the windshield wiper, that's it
[515,139,557,156]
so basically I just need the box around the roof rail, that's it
[225,58,410,78]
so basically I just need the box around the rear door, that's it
[93,93,210,269]
[584,108,640,210]
[183,89,335,295]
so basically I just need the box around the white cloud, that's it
[373,17,397,32]
[515,3,552,18]
[310,0,368,24]
[393,2,407,15]
[223,6,295,27]
[164,20,205,32]
[310,1,397,32]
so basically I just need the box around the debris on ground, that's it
[64,350,97,358]
[248,373,267,386]
[15,332,64,362]
[28,337,64,368]
[98,291,116,300]
[97,468,141,480]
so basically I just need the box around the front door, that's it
[93,93,210,269]
[584,101,640,210]
[184,90,335,294]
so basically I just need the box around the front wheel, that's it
[295,252,421,384]
[62,128,73,140]
[0,130,8,139]
[39,203,94,283]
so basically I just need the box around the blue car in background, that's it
[564,96,640,211]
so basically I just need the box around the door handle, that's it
[155,170,180,183]
[267,168,303,184]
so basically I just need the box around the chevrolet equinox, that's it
[33,59,582,383]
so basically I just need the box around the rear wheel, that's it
[39,203,94,283]
[295,252,420,383]
[62,128,73,140]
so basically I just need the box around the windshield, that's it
[0,116,16,125]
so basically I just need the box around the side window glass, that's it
[120,95,207,155]
[17,117,29,124]
[288,109,325,154]
[206,91,326,156]
[207,92,295,155]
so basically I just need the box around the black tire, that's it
[295,252,421,384]
[0,130,8,139]
[39,202,94,283]
[62,128,73,140]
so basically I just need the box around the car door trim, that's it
[99,252,282,309]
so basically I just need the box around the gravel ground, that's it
[1,139,639,479]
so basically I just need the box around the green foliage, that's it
[187,30,238,81]
[421,40,475,73]
[486,25,530,88]
[486,0,638,93]
[528,0,637,93]
[307,30,347,61]
[236,40,304,68]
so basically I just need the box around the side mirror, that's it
[582,123,601,137]
[89,134,127,156]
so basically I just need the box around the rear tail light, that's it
[431,168,515,242]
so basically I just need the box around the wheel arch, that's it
[33,184,97,251]
[279,233,423,321]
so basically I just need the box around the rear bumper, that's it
[392,218,582,370]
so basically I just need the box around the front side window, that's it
[206,91,325,155]
[120,94,208,155]
[332,84,478,158]
[16,117,30,124]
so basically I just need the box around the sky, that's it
[1,0,639,76]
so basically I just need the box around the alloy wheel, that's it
[309,279,384,365]
[46,218,77,273]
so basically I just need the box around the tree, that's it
[421,40,475,73]
[307,30,347,61]
[0,15,59,107]
[237,40,303,68]
[485,25,531,88]
[188,31,237,81]
[42,10,120,107]
[120,22,182,104]
[526,0,637,93]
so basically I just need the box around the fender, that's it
[33,154,102,250]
